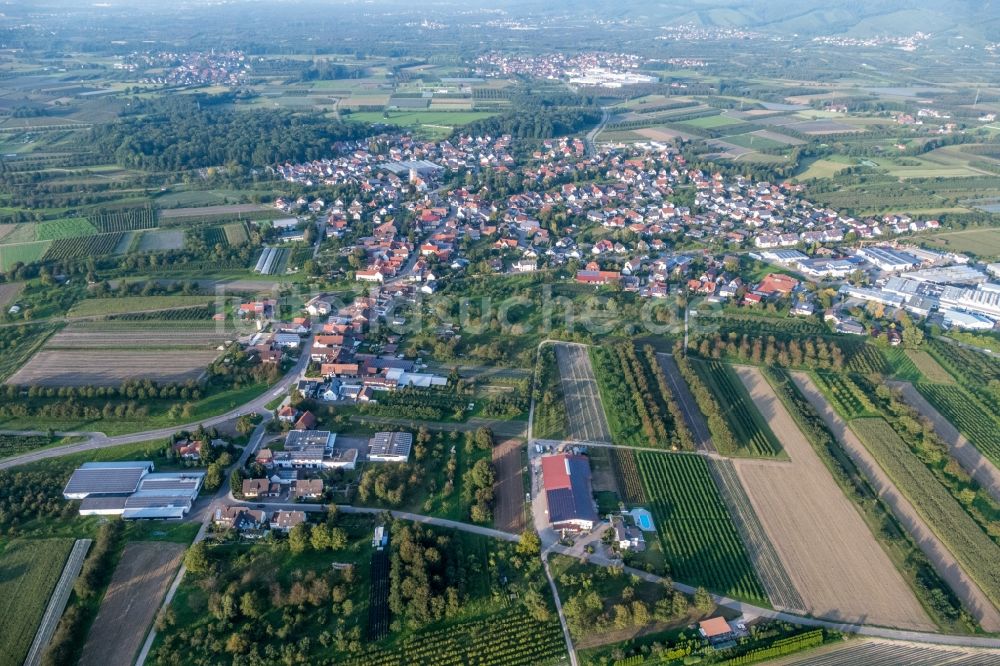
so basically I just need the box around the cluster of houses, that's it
[122,49,249,86]
[213,505,307,533]
[473,51,646,80]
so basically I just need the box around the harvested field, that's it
[67,295,212,317]
[634,127,698,142]
[45,321,234,350]
[905,349,955,384]
[891,381,1000,504]
[6,349,219,386]
[135,229,184,252]
[792,371,1000,632]
[708,458,804,613]
[492,438,526,533]
[79,542,185,666]
[554,343,612,442]
[769,638,1000,666]
[731,366,933,629]
[0,281,24,308]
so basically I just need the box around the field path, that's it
[890,381,1000,504]
[733,366,933,630]
[792,371,1000,632]
[656,353,714,452]
[554,343,612,443]
[23,538,92,666]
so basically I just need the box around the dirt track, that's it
[792,371,1000,632]
[890,381,1000,504]
[554,343,612,442]
[493,438,526,533]
[733,366,934,630]
[79,542,185,666]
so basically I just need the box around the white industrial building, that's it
[368,431,413,462]
[942,310,995,331]
[856,246,920,272]
[64,462,204,519]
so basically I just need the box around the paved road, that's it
[0,332,313,471]
[584,108,610,156]
[792,371,1000,632]
[24,538,93,666]
[890,380,1000,504]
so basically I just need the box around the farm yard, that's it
[6,348,220,387]
[79,542,185,666]
[732,367,934,629]
[0,538,74,666]
[635,450,767,605]
[554,344,612,443]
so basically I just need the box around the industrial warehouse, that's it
[63,461,205,519]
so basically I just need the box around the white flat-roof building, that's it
[368,432,413,462]
[942,309,995,331]
[70,463,204,519]
[857,246,919,272]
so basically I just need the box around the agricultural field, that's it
[45,320,234,350]
[903,350,954,384]
[880,347,923,382]
[0,538,74,666]
[492,438,526,533]
[67,295,213,317]
[770,639,1000,666]
[692,360,782,457]
[635,451,767,604]
[851,417,1000,617]
[678,113,742,129]
[5,348,220,387]
[42,232,127,261]
[79,542,186,666]
[34,217,98,241]
[810,372,878,419]
[589,345,669,449]
[554,344,612,443]
[0,281,24,308]
[609,447,645,505]
[913,383,1000,468]
[346,610,566,666]
[708,458,804,613]
[0,240,51,271]
[923,228,1000,259]
[0,434,57,459]
[88,208,158,233]
[135,229,185,252]
[732,367,934,629]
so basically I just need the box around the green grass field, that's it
[923,228,1000,258]
[348,110,497,128]
[67,295,213,317]
[880,348,923,382]
[721,132,788,150]
[34,218,99,241]
[796,157,855,180]
[0,538,74,666]
[0,241,51,271]
[636,451,767,604]
[679,113,742,129]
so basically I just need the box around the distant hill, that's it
[567,0,1000,41]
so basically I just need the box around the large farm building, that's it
[542,453,598,532]
[63,461,204,519]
